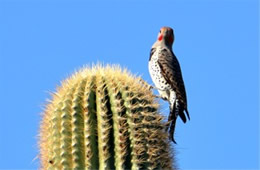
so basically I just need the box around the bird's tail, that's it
[166,102,178,144]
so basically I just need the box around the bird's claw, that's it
[148,85,154,91]
[152,95,168,101]
[152,95,160,98]
[161,96,168,101]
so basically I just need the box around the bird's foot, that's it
[152,94,168,101]
[152,95,161,98]
[148,85,155,91]
[161,96,168,101]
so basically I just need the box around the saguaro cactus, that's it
[39,65,175,169]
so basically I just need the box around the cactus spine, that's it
[39,65,175,169]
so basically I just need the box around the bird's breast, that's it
[148,54,170,91]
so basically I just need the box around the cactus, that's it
[39,65,175,169]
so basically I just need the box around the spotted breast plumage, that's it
[148,27,190,144]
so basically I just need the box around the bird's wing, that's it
[149,48,156,61]
[157,48,190,122]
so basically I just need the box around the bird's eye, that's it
[160,30,161,33]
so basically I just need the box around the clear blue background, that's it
[0,0,258,169]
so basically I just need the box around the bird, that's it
[148,26,190,143]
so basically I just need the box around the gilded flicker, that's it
[148,26,190,143]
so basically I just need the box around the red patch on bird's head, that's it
[158,35,163,41]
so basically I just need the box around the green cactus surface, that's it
[39,65,175,170]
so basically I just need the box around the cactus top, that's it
[39,65,175,170]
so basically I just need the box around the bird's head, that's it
[157,27,174,46]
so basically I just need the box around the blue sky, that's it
[0,0,258,169]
